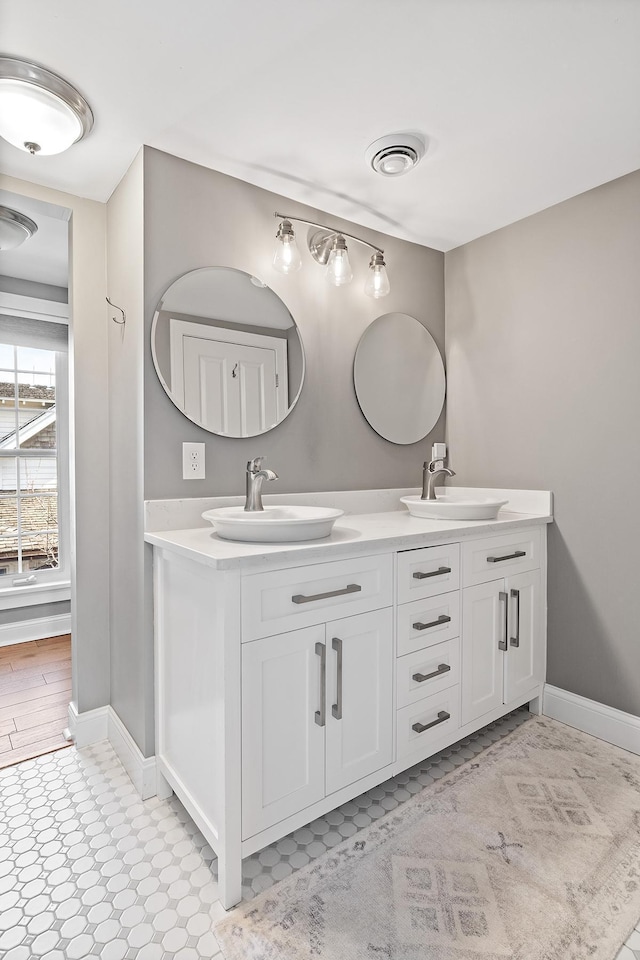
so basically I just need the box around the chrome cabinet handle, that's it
[315,642,326,727]
[412,710,450,734]
[292,583,362,604]
[510,588,520,647]
[413,566,452,580]
[498,591,508,650]
[412,663,451,683]
[487,550,526,563]
[331,637,343,720]
[412,614,451,632]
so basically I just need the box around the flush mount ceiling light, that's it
[0,204,38,250]
[365,134,425,177]
[273,213,390,298]
[0,57,94,156]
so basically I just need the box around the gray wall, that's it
[0,275,68,302]
[109,146,445,758]
[106,152,151,755]
[143,147,445,500]
[445,169,640,717]
[0,601,70,626]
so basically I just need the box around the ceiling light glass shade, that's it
[272,219,302,274]
[325,236,352,287]
[0,205,38,250]
[364,252,390,298]
[0,58,93,155]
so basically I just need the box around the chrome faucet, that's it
[422,459,456,500]
[245,457,278,511]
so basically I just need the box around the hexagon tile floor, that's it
[1,707,639,960]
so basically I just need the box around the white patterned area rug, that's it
[216,717,640,960]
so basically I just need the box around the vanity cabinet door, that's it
[325,609,393,796]
[503,569,543,704]
[242,625,326,839]
[461,580,506,725]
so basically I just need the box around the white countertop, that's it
[144,487,553,572]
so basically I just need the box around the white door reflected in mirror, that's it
[151,267,305,438]
[354,312,445,445]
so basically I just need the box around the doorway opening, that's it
[0,189,72,768]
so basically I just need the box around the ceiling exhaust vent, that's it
[365,134,425,177]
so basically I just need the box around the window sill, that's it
[0,579,71,611]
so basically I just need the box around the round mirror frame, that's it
[151,266,306,439]
[353,312,445,445]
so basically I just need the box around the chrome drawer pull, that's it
[510,588,520,647]
[315,642,326,727]
[292,583,362,604]
[412,663,451,683]
[487,550,526,563]
[413,566,451,580]
[412,710,450,734]
[412,614,451,632]
[331,637,343,720]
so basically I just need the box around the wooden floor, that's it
[0,634,72,770]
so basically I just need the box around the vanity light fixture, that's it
[364,251,390,299]
[325,234,353,287]
[273,212,390,297]
[272,218,302,274]
[0,57,94,156]
[0,205,38,250]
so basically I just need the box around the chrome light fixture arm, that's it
[273,212,384,258]
[273,212,390,296]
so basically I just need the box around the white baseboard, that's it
[0,613,71,648]
[543,684,640,756]
[107,708,157,800]
[68,701,109,746]
[67,702,156,800]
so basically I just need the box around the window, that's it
[0,332,69,607]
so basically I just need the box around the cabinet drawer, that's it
[242,554,393,641]
[397,543,460,604]
[397,638,460,709]
[396,687,461,764]
[397,592,460,657]
[462,527,541,586]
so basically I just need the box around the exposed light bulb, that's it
[325,236,352,287]
[364,252,390,298]
[272,219,301,274]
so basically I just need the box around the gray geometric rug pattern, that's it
[238,707,531,900]
[217,715,640,960]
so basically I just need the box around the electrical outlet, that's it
[431,442,447,462]
[182,442,205,480]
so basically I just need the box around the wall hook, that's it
[106,297,126,325]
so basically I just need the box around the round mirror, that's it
[151,267,305,438]
[353,312,445,444]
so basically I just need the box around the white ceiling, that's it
[1,0,639,252]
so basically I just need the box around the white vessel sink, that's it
[202,505,344,543]
[400,495,508,521]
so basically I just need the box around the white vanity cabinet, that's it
[242,608,393,838]
[395,542,462,765]
[461,530,544,725]
[149,503,549,911]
